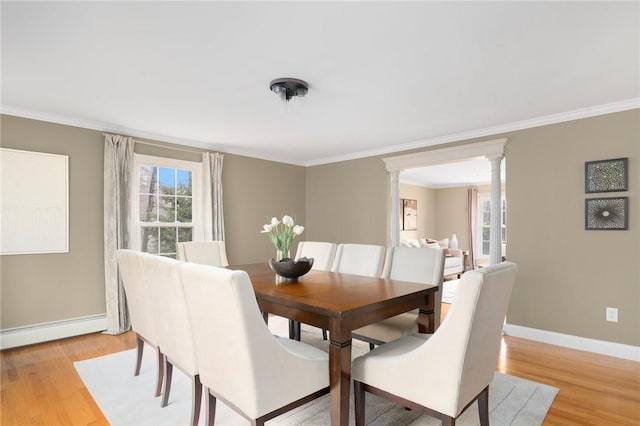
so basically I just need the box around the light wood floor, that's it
[2,308,639,425]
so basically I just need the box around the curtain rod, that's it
[103,132,208,154]
[133,139,206,155]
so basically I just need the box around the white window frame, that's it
[476,192,507,260]
[130,154,202,256]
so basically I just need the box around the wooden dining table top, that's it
[229,262,437,331]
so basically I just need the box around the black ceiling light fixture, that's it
[269,78,308,101]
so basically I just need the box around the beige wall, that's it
[223,154,305,264]
[505,111,638,345]
[306,110,639,346]
[305,157,387,245]
[1,115,304,329]
[399,183,436,240]
[434,186,469,246]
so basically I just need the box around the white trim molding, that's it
[503,323,640,362]
[382,138,508,172]
[0,314,107,350]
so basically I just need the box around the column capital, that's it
[486,153,504,163]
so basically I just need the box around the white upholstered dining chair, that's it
[116,249,164,397]
[178,262,330,426]
[143,254,202,426]
[294,241,337,271]
[290,241,338,340]
[352,246,445,348]
[176,240,229,267]
[352,262,518,426]
[331,243,386,277]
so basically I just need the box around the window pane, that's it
[135,158,198,254]
[176,197,192,222]
[159,196,175,222]
[177,170,192,196]
[482,227,490,240]
[178,227,193,243]
[482,211,490,226]
[159,227,176,253]
[502,227,507,242]
[159,167,175,195]
[482,241,490,255]
[139,166,157,194]
[139,194,157,221]
[141,227,158,254]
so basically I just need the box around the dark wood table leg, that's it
[329,322,352,426]
[417,293,436,334]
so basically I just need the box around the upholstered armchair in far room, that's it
[443,249,464,278]
[352,262,518,426]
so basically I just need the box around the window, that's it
[476,193,506,259]
[131,155,201,257]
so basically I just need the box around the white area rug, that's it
[75,316,558,425]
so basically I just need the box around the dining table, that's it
[229,263,438,426]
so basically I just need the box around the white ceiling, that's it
[401,158,505,189]
[2,1,639,181]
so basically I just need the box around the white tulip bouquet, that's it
[260,215,304,260]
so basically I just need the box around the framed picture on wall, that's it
[1,148,69,254]
[585,157,628,193]
[402,198,417,231]
[585,197,628,230]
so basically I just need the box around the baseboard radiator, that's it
[1,314,107,350]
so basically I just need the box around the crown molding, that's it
[305,98,640,166]
[3,98,638,168]
[0,105,308,166]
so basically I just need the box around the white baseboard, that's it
[1,314,107,350]
[503,323,640,362]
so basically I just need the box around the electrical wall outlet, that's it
[606,307,618,323]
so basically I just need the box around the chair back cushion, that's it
[382,247,445,285]
[331,244,386,277]
[175,241,229,267]
[457,262,517,407]
[116,249,158,345]
[425,261,518,414]
[178,262,328,419]
[144,254,198,375]
[351,262,517,418]
[295,241,337,271]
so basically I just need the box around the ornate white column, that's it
[390,170,401,247]
[488,155,504,265]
